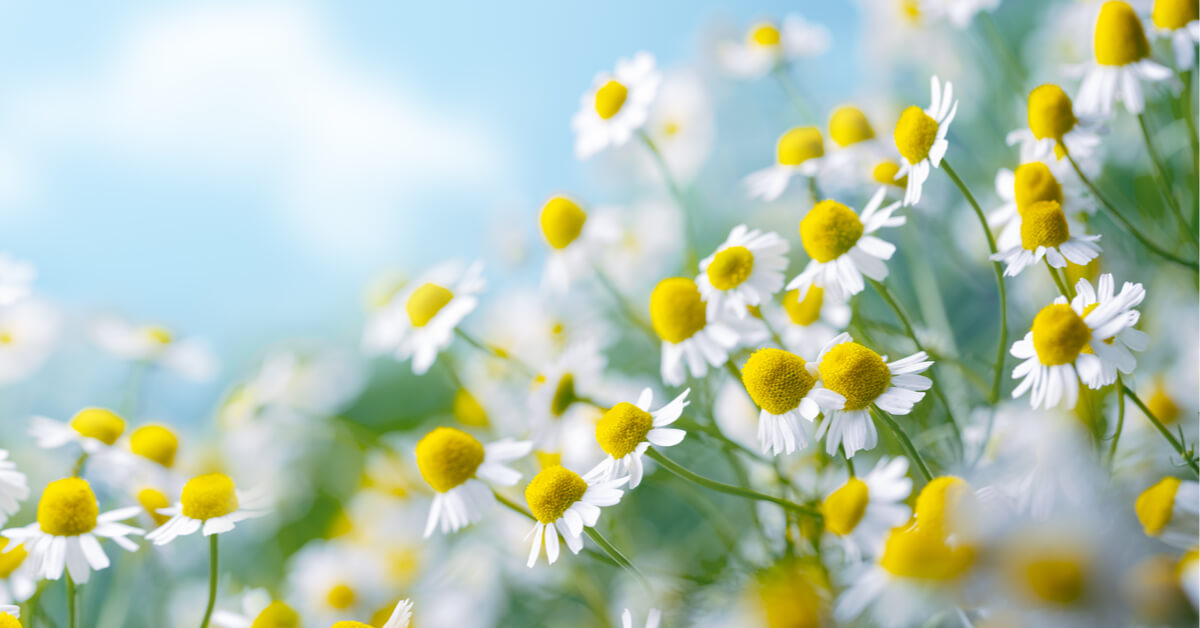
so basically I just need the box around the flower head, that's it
[572,52,661,159]
[414,427,530,537]
[593,388,689,487]
[524,465,626,567]
[893,75,957,206]
[787,189,905,301]
[741,348,844,455]
[145,473,267,545]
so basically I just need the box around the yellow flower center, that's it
[819,342,891,411]
[914,476,973,538]
[800,200,864,263]
[330,623,372,628]
[540,196,588,250]
[1031,303,1092,366]
[37,478,99,536]
[741,348,817,415]
[250,601,301,628]
[452,388,489,427]
[414,427,485,493]
[756,561,826,628]
[829,106,876,147]
[0,613,19,628]
[549,373,576,417]
[1027,84,1077,141]
[70,407,125,445]
[326,583,357,610]
[707,246,756,291]
[130,424,179,468]
[1020,200,1071,250]
[0,539,27,578]
[880,526,975,580]
[142,326,173,345]
[181,473,240,520]
[1012,551,1089,605]
[662,119,681,137]
[405,283,454,328]
[1136,476,1182,536]
[1095,1,1150,65]
[872,160,907,188]
[894,105,939,164]
[1147,384,1180,425]
[594,80,628,120]
[649,277,708,344]
[1154,0,1199,29]
[782,286,824,327]
[822,477,870,536]
[777,127,825,166]
[595,402,654,458]
[1013,162,1063,213]
[749,23,781,47]
[900,0,922,22]
[525,465,588,524]
[0,331,12,345]
[138,487,173,526]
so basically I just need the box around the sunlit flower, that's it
[593,388,689,487]
[621,608,661,628]
[1006,84,1103,173]
[744,127,826,202]
[92,316,216,381]
[697,225,789,319]
[990,200,1101,276]
[775,285,852,357]
[739,348,845,456]
[212,589,300,628]
[145,473,268,545]
[0,298,60,385]
[1134,476,1198,549]
[1148,0,1200,68]
[649,277,765,386]
[786,188,905,301]
[414,427,531,537]
[362,260,485,375]
[821,457,912,559]
[893,75,958,207]
[524,465,626,567]
[922,0,1000,28]
[538,196,619,295]
[717,16,831,79]
[987,160,1093,251]
[573,52,661,159]
[30,407,127,455]
[1075,1,1172,117]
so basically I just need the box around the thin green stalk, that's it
[1137,112,1194,243]
[71,452,88,478]
[1181,69,1199,177]
[977,12,1026,95]
[942,160,1009,405]
[582,528,645,584]
[1108,382,1125,469]
[771,63,817,122]
[65,574,76,628]
[199,535,218,628]
[760,314,786,349]
[455,328,535,376]
[645,448,822,519]
[1121,380,1199,475]
[1046,260,1070,297]
[638,131,698,267]
[869,406,933,483]
[592,264,657,341]
[841,446,856,477]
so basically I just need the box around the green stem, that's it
[1121,380,1199,475]
[1109,382,1125,470]
[455,328,535,376]
[645,448,822,519]
[71,452,88,478]
[869,406,933,483]
[592,264,657,341]
[199,535,218,628]
[1046,260,1070,298]
[771,62,817,122]
[581,528,645,583]
[1181,69,1199,178]
[841,446,856,477]
[638,131,698,267]
[1137,112,1194,244]
[65,574,76,628]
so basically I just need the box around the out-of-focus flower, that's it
[1134,476,1198,549]
[414,427,531,537]
[528,341,606,452]
[1180,548,1199,609]
[717,16,831,79]
[1148,0,1200,68]
[0,454,27,529]
[0,298,60,385]
[775,286,851,358]
[822,458,912,560]
[988,160,1093,252]
[573,52,661,159]
[593,387,688,487]
[697,225,789,319]
[991,200,1101,276]
[524,464,626,567]
[640,69,714,184]
[145,473,268,545]
[92,316,216,381]
[649,277,765,386]
[289,540,387,625]
[1006,84,1104,175]
[0,539,34,605]
[922,0,1001,29]
[597,201,683,294]
[743,127,825,202]
[894,75,958,207]
[822,106,892,193]
[211,589,299,628]
[740,348,845,456]
[538,196,619,296]
[30,407,127,456]
[222,348,364,428]
[620,608,661,628]
[1075,1,1172,117]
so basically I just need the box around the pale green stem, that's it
[638,131,698,268]
[1121,379,1199,475]
[198,535,218,628]
[1137,112,1194,244]
[645,448,822,519]
[869,406,933,483]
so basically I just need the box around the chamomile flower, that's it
[697,225,789,318]
[30,407,126,455]
[212,589,300,628]
[743,127,826,202]
[893,75,958,207]
[987,161,1093,251]
[649,277,766,386]
[739,348,846,456]
[1009,275,1146,409]
[362,260,485,375]
[0,606,16,627]
[539,196,619,295]
[592,387,689,488]
[1075,1,1172,117]
[822,106,890,192]
[1135,477,1198,549]
[640,69,715,184]
[777,285,852,357]
[145,473,268,545]
[621,608,661,628]
[92,316,216,381]
[0,454,27,528]
[524,465,627,567]
[0,540,34,605]
[1006,84,1103,172]
[289,541,387,624]
[922,0,1001,28]
[812,333,934,457]
[2,478,143,583]
[572,52,661,159]
[414,427,531,537]
[331,599,413,628]
[786,188,905,301]
[528,341,607,454]
[0,299,60,385]
[821,457,912,559]
[717,16,831,79]
[1148,0,1200,68]
[990,200,1101,276]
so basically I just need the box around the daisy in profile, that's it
[145,473,267,545]
[1075,1,1172,117]
[649,277,765,386]
[413,427,531,537]
[776,285,852,357]
[821,457,912,559]
[1135,476,1198,549]
[1006,84,1103,172]
[0,298,60,385]
[1009,274,1146,409]
[696,225,789,318]
[812,333,933,456]
[739,348,845,456]
[538,196,619,295]
[893,75,958,207]
[30,407,126,456]
[786,188,905,301]
[990,200,1101,277]
[717,16,831,79]
[362,260,485,375]
[987,160,1093,251]
[1148,0,1200,68]
[822,106,889,192]
[524,465,627,567]
[572,52,662,159]
[592,387,689,487]
[211,589,300,628]
[0,453,27,528]
[744,127,825,202]
[621,608,661,628]
[92,316,216,381]
[2,478,143,582]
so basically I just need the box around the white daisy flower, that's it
[621,608,661,628]
[821,457,912,559]
[776,285,852,358]
[572,52,662,160]
[990,200,1101,276]
[1006,84,1104,175]
[538,196,620,296]
[717,16,831,79]
[1135,476,1199,549]
[524,464,627,567]
[649,277,766,387]
[0,539,35,605]
[743,127,825,202]
[212,589,298,628]
[821,106,892,193]
[0,453,27,529]
[30,408,127,456]
[922,0,1000,28]
[528,341,607,451]
[1075,1,1173,117]
[2,478,143,583]
[1148,0,1200,68]
[812,333,934,457]
[696,225,789,319]
[0,255,34,307]
[414,427,531,537]
[786,188,905,301]
[92,316,216,381]
[1009,274,1146,409]
[640,69,715,184]
[739,347,846,456]
[145,473,268,545]
[894,75,958,207]
[362,260,485,375]
[987,160,1094,252]
[0,298,60,385]
[593,387,689,488]
[288,540,387,625]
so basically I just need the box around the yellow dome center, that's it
[707,246,756,291]
[415,427,485,493]
[880,526,975,580]
[540,196,588,250]
[782,286,824,327]
[1027,84,1077,141]
[0,539,27,578]
[594,79,628,120]
[800,200,864,263]
[130,424,179,468]
[326,583,357,610]
[872,160,907,188]
[914,476,973,538]
[749,23,781,47]
[595,402,654,458]
[822,477,870,536]
[819,342,890,411]
[405,283,454,328]
[525,465,588,524]
[181,473,240,520]
[1013,162,1063,214]
[142,326,173,345]
[757,562,826,628]
[741,348,817,415]
[1095,1,1150,65]
[138,487,173,526]
[829,106,876,147]
[1154,0,1199,29]
[894,106,939,164]
[649,277,708,343]
[70,407,125,445]
[1136,476,1182,536]
[1019,200,1071,250]
[452,388,489,427]
[251,601,301,628]
[0,613,19,628]
[37,478,99,536]
[1013,551,1089,605]
[1031,303,1091,366]
[777,127,825,166]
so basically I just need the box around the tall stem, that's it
[771,62,817,122]
[638,131,698,268]
[199,535,218,628]
[65,573,77,628]
[1121,380,1199,475]
[1108,382,1125,470]
[1137,113,1194,243]
[870,406,933,483]
[645,449,822,519]
[455,328,535,377]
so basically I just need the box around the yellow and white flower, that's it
[0,539,35,605]
[717,16,831,79]
[30,407,127,455]
[990,200,1101,276]
[414,427,531,537]
[1075,1,1172,117]
[1006,84,1103,174]
[776,285,852,358]
[592,387,689,488]
[145,473,268,545]
[1135,476,1198,549]
[1148,0,1200,68]
[922,0,1000,28]
[740,348,846,456]
[649,277,766,386]
[0,453,27,528]
[528,341,607,452]
[621,608,661,628]
[894,75,957,207]
[524,465,626,567]
[697,225,789,319]
[786,188,905,301]
[538,196,619,295]
[743,127,825,202]
[640,69,715,184]
[212,589,300,628]
[0,298,60,385]
[572,52,662,159]
[362,260,485,375]
[821,106,891,193]
[92,316,216,381]
[289,540,387,625]
[987,160,1093,252]
[821,457,912,559]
